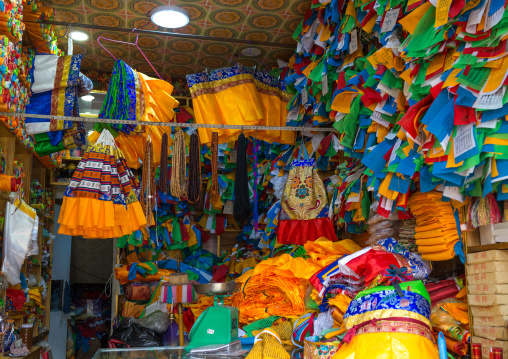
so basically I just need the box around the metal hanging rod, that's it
[0,113,337,133]
[28,21,297,49]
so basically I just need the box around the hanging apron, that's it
[277,143,337,245]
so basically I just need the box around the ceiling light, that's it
[70,31,89,41]
[81,95,95,102]
[240,48,262,57]
[149,6,190,29]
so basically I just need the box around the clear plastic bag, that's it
[130,311,170,334]
[366,228,398,245]
[367,220,393,233]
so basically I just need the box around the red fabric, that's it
[345,250,403,285]
[278,217,337,245]
[6,289,25,311]
[212,264,229,282]
[426,280,459,305]
[183,308,195,333]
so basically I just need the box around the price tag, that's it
[322,73,329,96]
[381,8,400,33]
[223,200,234,215]
[229,150,237,163]
[350,28,358,53]
[301,89,309,105]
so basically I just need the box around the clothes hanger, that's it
[35,25,87,55]
[97,27,163,80]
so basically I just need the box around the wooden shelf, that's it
[32,330,49,343]
[468,242,508,253]
[61,157,82,161]
[50,182,69,186]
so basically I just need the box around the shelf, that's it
[32,330,49,343]
[468,242,508,253]
[61,157,82,161]
[50,182,69,186]
[0,345,40,358]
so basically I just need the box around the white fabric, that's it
[2,201,36,285]
[31,55,59,94]
[314,311,334,336]
[27,216,39,256]
[25,122,51,136]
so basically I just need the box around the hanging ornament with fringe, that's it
[171,130,187,199]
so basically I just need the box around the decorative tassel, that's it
[159,132,169,194]
[170,130,187,199]
[187,133,202,205]
[211,132,219,199]
[141,139,155,226]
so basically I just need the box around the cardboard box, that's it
[470,305,508,317]
[472,336,508,358]
[468,283,508,294]
[467,250,508,264]
[474,325,508,340]
[468,294,508,306]
[467,261,508,274]
[468,272,508,285]
[480,224,495,245]
[474,315,508,327]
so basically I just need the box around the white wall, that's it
[48,204,72,359]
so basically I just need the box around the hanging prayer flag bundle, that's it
[58,129,147,239]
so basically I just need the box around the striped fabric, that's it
[159,284,198,304]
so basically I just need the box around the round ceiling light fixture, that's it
[81,95,95,102]
[240,47,262,57]
[149,5,190,29]
[70,31,89,41]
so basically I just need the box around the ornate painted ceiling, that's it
[42,0,310,79]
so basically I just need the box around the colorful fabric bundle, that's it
[24,54,86,156]
[186,65,295,145]
[233,238,355,324]
[408,191,460,261]
[335,281,438,359]
[278,142,336,245]
[159,284,198,304]
[58,129,147,239]
[93,60,179,169]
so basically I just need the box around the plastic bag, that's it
[109,318,163,347]
[131,311,169,334]
[366,228,398,245]
[367,220,393,233]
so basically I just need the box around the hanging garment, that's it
[186,65,295,145]
[24,54,87,155]
[2,199,38,285]
[334,280,439,359]
[58,129,147,239]
[278,143,336,245]
[93,60,179,169]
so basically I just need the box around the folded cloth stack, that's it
[399,219,417,252]
[408,191,460,261]
[232,238,358,324]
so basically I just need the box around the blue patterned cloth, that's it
[344,289,431,321]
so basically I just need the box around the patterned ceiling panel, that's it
[46,0,309,79]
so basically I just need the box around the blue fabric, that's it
[344,289,431,320]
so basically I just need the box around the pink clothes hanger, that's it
[97,28,163,80]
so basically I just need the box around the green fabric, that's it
[354,280,431,304]
[243,316,280,337]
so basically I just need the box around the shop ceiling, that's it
[39,0,310,78]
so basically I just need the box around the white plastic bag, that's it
[2,200,37,285]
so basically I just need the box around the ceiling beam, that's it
[31,20,297,49]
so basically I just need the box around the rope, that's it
[159,133,169,194]
[0,112,337,132]
[211,132,219,199]
[170,130,187,199]
[187,132,202,204]
[234,133,251,224]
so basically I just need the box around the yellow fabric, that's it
[441,303,469,325]
[246,322,292,359]
[344,309,432,329]
[333,332,439,359]
[233,238,355,324]
[408,191,460,261]
[189,72,293,145]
